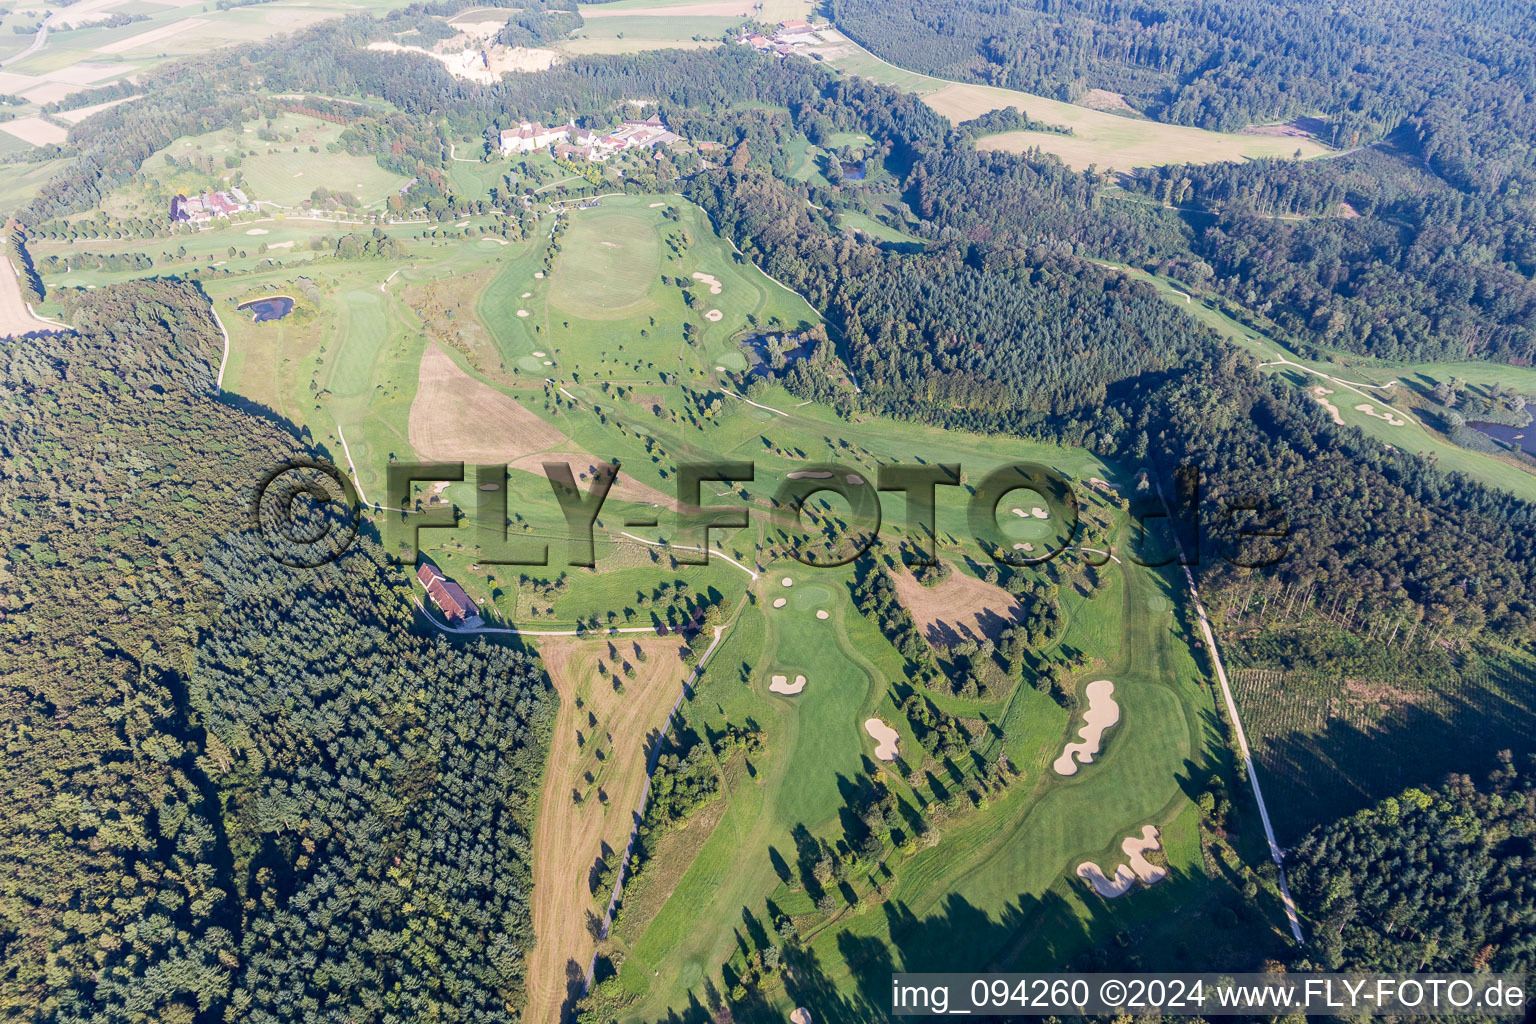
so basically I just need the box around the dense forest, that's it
[830,0,1536,177]
[1288,755,1536,973]
[0,280,556,1021]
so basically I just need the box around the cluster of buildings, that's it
[417,563,482,628]
[169,188,254,224]
[498,115,681,163]
[739,19,830,57]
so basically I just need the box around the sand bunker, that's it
[791,1010,813,1024]
[245,228,269,235]
[770,674,807,695]
[1076,825,1168,898]
[816,610,830,620]
[705,309,723,322]
[1310,386,1344,425]
[517,309,530,317]
[773,598,787,608]
[1013,542,1035,552]
[1355,402,1406,426]
[1052,679,1119,776]
[649,202,667,208]
[865,718,900,761]
[847,473,865,484]
[532,350,546,356]
[522,292,532,298]
[691,271,723,295]
[535,271,545,278]
[787,470,833,480]
[1032,507,1049,519]
[781,576,794,587]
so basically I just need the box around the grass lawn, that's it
[114,111,409,212]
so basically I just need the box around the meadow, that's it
[129,111,410,209]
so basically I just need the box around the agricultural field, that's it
[0,0,411,124]
[810,37,1332,173]
[558,12,740,56]
[556,0,818,57]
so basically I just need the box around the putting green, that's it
[548,206,661,317]
[788,581,833,611]
[714,350,749,371]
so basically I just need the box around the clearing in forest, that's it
[815,38,1330,172]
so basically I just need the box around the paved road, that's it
[0,18,50,68]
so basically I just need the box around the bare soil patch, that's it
[56,95,140,124]
[890,562,1025,647]
[865,717,900,760]
[0,247,62,338]
[409,344,569,461]
[525,635,687,1024]
[1053,679,1119,776]
[1077,825,1168,898]
[366,40,559,83]
[0,117,67,147]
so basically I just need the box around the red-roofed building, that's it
[417,563,482,627]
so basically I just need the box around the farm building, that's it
[417,563,483,627]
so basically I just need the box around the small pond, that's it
[1468,420,1536,457]
[840,161,867,180]
[238,296,295,322]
